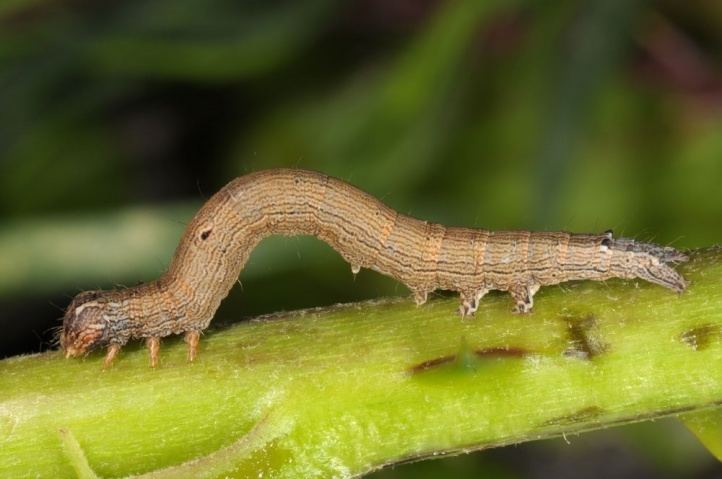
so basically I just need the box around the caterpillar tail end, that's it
[639,260,688,293]
[611,238,689,293]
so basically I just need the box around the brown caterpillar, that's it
[60,169,688,367]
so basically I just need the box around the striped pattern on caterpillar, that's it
[61,168,688,367]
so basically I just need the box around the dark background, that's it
[1,0,721,477]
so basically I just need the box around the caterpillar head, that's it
[61,291,114,357]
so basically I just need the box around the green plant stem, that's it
[1,248,721,478]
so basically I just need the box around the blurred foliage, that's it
[682,409,722,462]
[1,0,721,477]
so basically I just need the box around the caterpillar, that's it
[60,168,688,367]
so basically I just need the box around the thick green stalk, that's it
[1,248,721,478]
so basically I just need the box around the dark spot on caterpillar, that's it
[200,229,212,240]
[563,314,608,360]
[601,237,611,248]
[474,346,528,359]
[294,177,300,185]
[542,405,604,427]
[408,355,456,374]
[680,324,719,351]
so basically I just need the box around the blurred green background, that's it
[1,0,721,477]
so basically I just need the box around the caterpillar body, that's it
[61,169,688,367]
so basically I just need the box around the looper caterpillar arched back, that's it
[60,169,688,367]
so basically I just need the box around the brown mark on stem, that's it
[475,346,528,359]
[542,405,605,427]
[680,324,720,351]
[409,346,529,374]
[563,314,608,360]
[409,355,457,374]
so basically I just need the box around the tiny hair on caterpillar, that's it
[60,169,688,368]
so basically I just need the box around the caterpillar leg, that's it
[147,337,161,368]
[103,344,121,369]
[509,283,540,314]
[412,289,428,306]
[185,331,200,362]
[459,289,489,317]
